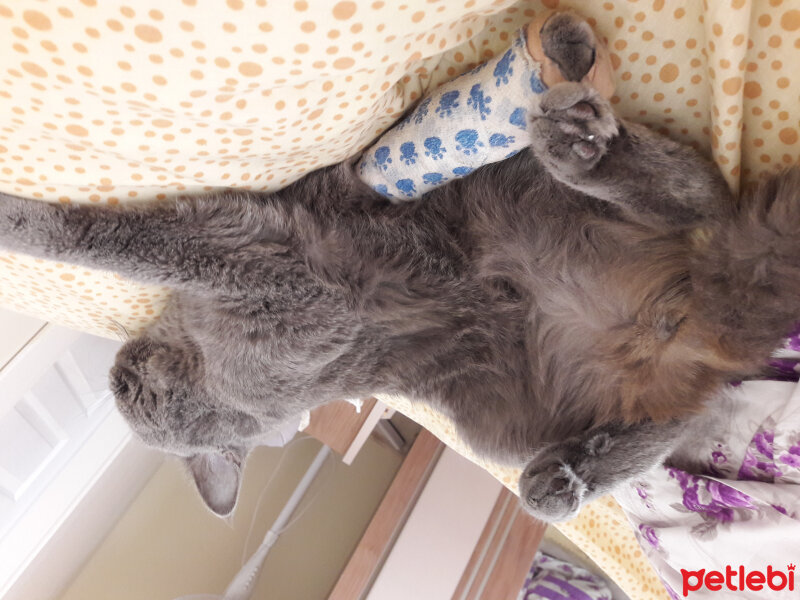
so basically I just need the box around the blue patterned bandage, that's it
[358,28,547,200]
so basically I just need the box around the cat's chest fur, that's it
[145,156,696,464]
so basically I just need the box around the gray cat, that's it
[2,35,800,522]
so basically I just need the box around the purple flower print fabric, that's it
[616,379,800,598]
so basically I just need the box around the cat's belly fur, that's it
[371,193,690,462]
[194,156,699,465]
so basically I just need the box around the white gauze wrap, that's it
[357,29,547,200]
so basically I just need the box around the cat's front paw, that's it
[529,82,618,176]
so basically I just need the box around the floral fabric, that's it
[616,371,800,599]
[519,553,613,600]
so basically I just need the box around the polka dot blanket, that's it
[1,2,799,599]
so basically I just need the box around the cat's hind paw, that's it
[519,459,587,522]
[518,430,615,522]
[539,11,597,83]
[530,82,618,176]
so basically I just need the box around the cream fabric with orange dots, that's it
[1,2,799,599]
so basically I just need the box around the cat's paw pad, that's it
[540,11,597,82]
[539,82,617,140]
[519,458,587,522]
[530,82,618,173]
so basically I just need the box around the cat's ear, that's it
[184,449,244,517]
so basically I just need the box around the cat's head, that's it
[109,335,268,517]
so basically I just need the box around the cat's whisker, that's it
[108,319,131,341]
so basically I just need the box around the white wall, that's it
[367,448,502,600]
[0,308,45,370]
[58,436,404,600]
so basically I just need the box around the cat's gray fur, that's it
[2,25,800,521]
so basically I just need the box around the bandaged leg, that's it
[357,11,614,200]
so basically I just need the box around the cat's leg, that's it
[0,192,292,293]
[519,420,685,522]
[528,82,733,228]
[357,10,614,200]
